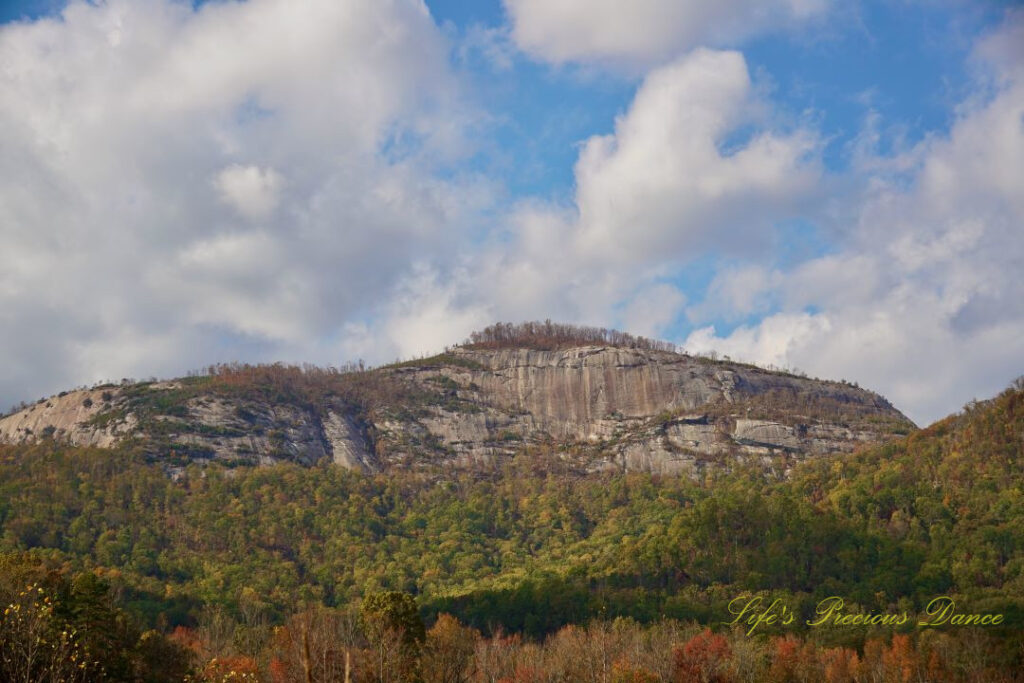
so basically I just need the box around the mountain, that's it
[0,332,1020,679]
[0,322,913,476]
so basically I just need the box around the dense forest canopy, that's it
[0,379,1021,680]
[465,320,679,353]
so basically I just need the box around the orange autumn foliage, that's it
[673,629,733,683]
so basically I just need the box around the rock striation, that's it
[378,346,912,475]
[0,344,914,477]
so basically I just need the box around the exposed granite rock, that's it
[322,411,373,470]
[375,346,912,473]
[177,397,332,465]
[0,344,914,476]
[664,418,721,456]
[0,388,136,447]
[732,419,801,451]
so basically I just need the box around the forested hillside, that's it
[1,377,1021,680]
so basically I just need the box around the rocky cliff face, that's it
[0,344,914,477]
[0,387,136,448]
[378,346,912,474]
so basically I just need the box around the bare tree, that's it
[0,584,96,683]
[271,606,361,683]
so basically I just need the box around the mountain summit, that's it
[0,322,914,476]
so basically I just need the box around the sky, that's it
[0,0,1022,426]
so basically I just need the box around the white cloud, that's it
[685,312,831,368]
[382,265,493,359]
[683,14,1024,425]
[687,265,779,322]
[366,48,821,360]
[214,165,283,220]
[0,0,489,407]
[572,49,820,265]
[2,0,1020,435]
[620,284,688,339]
[491,49,817,301]
[504,0,829,69]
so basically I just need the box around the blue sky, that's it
[438,0,1004,179]
[0,0,1022,424]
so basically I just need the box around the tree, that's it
[420,614,478,683]
[0,582,95,683]
[359,591,425,682]
[673,629,733,683]
[270,606,359,683]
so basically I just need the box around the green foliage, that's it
[0,379,1021,675]
[360,591,425,646]
[0,553,191,682]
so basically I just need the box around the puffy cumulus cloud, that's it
[366,48,821,348]
[684,14,1024,425]
[214,165,283,220]
[5,0,1017,434]
[686,264,779,322]
[620,284,688,339]
[686,312,830,368]
[504,0,829,69]
[379,265,494,360]
[0,0,490,408]
[512,50,815,304]
[574,49,820,265]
